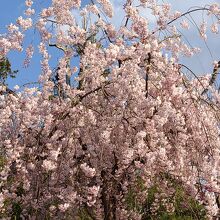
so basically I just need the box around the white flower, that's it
[14,85,20,90]
[211,23,218,34]
[180,20,190,30]
[80,163,96,177]
[58,203,70,212]
[88,186,100,197]
[7,23,19,32]
[16,17,32,30]
[0,193,4,208]
[42,160,56,171]
[25,0,33,7]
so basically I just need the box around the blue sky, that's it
[1,0,220,89]
[0,0,51,88]
[0,0,92,89]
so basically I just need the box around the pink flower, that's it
[211,23,218,34]
[180,20,190,30]
[16,17,32,30]
[80,163,96,177]
[25,0,33,7]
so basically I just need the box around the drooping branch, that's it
[145,52,151,98]
[202,60,220,95]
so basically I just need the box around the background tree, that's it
[0,56,18,95]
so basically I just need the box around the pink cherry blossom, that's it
[0,0,220,219]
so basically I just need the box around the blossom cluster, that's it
[0,0,220,219]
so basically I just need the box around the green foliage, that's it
[16,185,25,197]
[11,202,22,220]
[77,207,94,220]
[125,173,207,220]
[0,57,18,85]
[0,155,6,171]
